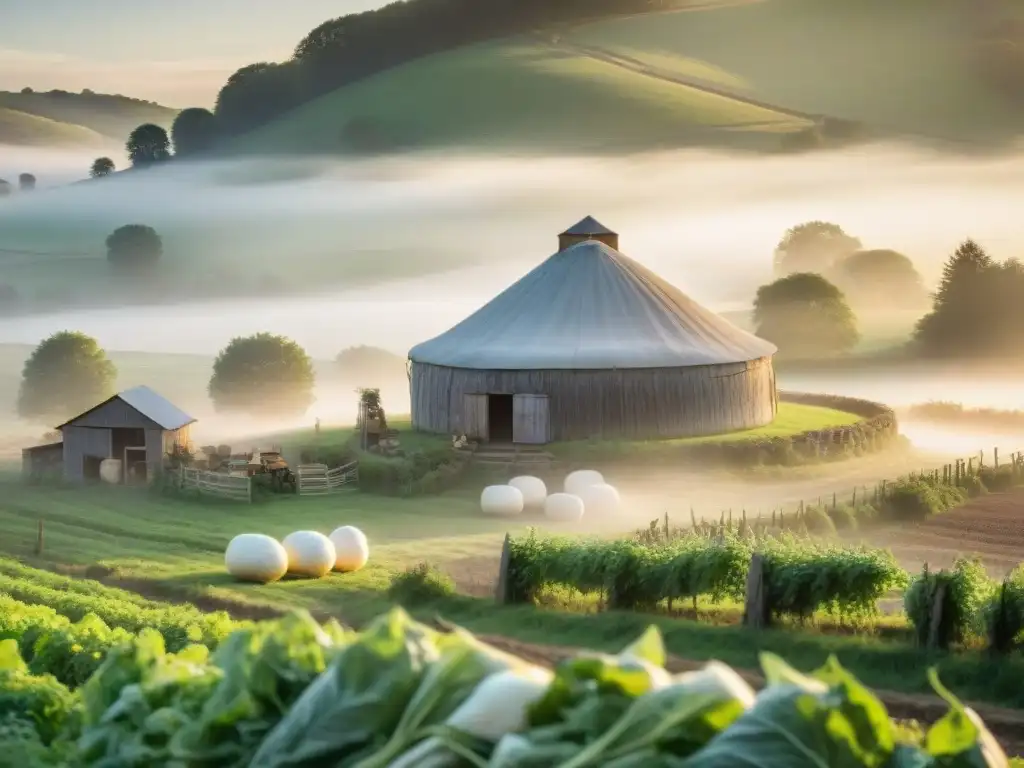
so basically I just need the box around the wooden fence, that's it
[180,467,252,503]
[296,461,359,496]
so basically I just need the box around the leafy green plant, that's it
[904,558,995,649]
[387,562,456,604]
[985,566,1024,653]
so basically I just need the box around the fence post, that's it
[742,553,768,629]
[34,520,44,556]
[988,581,1011,655]
[495,533,512,605]
[927,582,947,650]
[994,447,999,470]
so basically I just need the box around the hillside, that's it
[230,0,1024,155]
[0,90,177,147]
[0,107,105,148]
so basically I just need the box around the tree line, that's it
[755,221,1022,360]
[18,331,316,425]
[0,174,37,197]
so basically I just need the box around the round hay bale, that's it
[564,469,604,496]
[544,493,585,522]
[579,483,621,516]
[99,459,122,485]
[329,526,370,572]
[282,530,336,578]
[225,533,289,583]
[480,485,524,517]
[509,475,547,508]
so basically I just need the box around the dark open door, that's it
[512,394,550,445]
[462,394,489,441]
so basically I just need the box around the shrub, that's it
[387,563,455,605]
[882,481,946,522]
[904,558,995,649]
[978,465,1015,493]
[826,504,859,532]
[802,506,837,536]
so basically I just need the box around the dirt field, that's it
[866,489,1024,577]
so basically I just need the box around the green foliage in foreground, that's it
[0,604,1011,766]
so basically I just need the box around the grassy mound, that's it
[0,107,106,148]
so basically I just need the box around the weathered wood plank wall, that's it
[410,356,776,441]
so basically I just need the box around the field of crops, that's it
[1,582,1017,767]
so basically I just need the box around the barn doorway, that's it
[82,455,103,481]
[124,447,148,485]
[488,394,514,443]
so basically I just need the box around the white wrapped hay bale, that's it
[578,483,621,516]
[282,530,337,578]
[224,533,289,584]
[509,476,547,508]
[544,493,585,522]
[99,459,122,485]
[329,525,370,572]
[564,469,604,497]
[481,485,524,517]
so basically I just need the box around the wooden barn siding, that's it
[68,398,163,430]
[61,426,113,481]
[22,443,63,479]
[410,357,776,441]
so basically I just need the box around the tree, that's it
[90,157,116,178]
[754,273,860,358]
[106,224,162,272]
[126,123,171,167]
[0,179,10,197]
[914,239,1008,356]
[17,331,117,423]
[171,107,219,156]
[209,333,315,416]
[773,221,862,276]
[18,173,36,191]
[214,62,301,136]
[834,249,927,307]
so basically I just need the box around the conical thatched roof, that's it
[409,239,776,370]
[560,216,616,236]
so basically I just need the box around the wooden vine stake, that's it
[742,553,768,630]
[927,582,947,651]
[494,533,512,605]
[35,520,44,556]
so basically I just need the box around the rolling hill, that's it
[0,90,178,147]
[231,0,1024,155]
[0,107,106,148]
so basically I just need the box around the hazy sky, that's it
[0,0,385,107]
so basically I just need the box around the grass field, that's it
[231,0,1024,156]
[0,90,176,148]
[0,107,106,148]
[566,0,1024,147]
[231,39,809,157]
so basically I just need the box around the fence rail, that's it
[296,461,359,496]
[180,467,252,503]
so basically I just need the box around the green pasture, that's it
[567,0,1024,146]
[230,39,808,157]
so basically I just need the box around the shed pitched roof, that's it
[408,239,777,370]
[57,385,196,431]
[560,216,616,236]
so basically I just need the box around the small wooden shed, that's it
[55,385,196,484]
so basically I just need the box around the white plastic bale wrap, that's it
[329,525,370,572]
[564,469,604,497]
[508,476,547,508]
[224,533,289,583]
[544,493,585,522]
[578,483,621,516]
[282,530,337,578]
[480,485,525,517]
[99,459,122,485]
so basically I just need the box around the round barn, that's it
[408,218,778,444]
